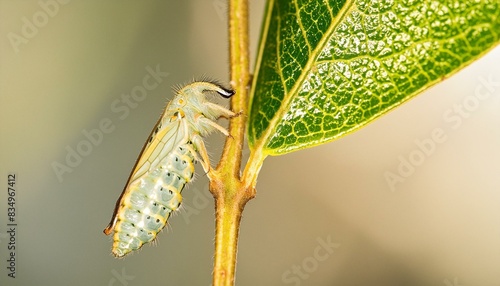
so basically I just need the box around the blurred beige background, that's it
[1,1,500,285]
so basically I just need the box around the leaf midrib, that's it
[251,0,356,154]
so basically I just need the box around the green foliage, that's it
[248,0,500,155]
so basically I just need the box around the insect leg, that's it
[204,102,237,119]
[191,134,211,173]
[196,116,232,137]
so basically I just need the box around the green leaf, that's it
[248,0,500,155]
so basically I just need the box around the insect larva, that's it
[104,81,235,257]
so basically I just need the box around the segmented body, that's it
[104,81,235,257]
[109,142,194,257]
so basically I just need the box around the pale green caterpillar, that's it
[104,81,235,257]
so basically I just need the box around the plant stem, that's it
[217,0,250,176]
[210,179,251,286]
[210,0,251,285]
